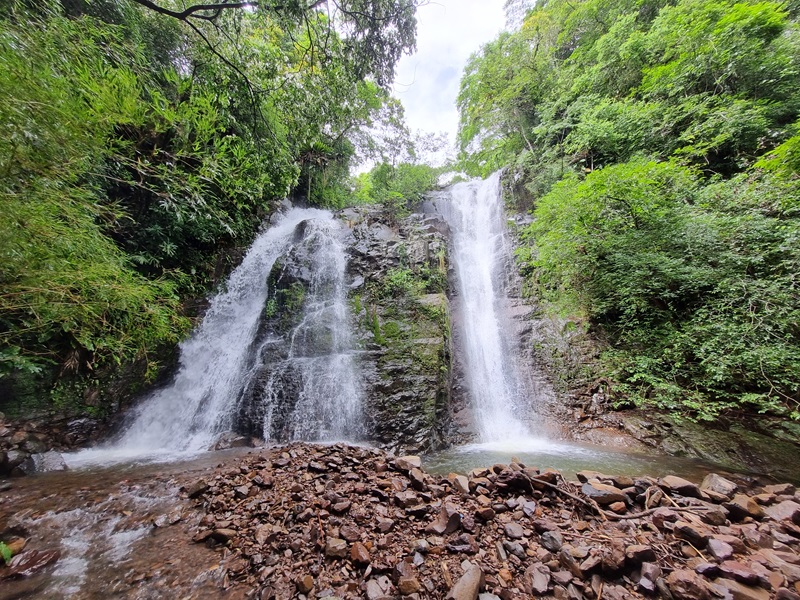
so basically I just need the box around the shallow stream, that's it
[0,449,253,600]
[0,436,747,599]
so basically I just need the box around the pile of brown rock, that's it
[186,443,800,600]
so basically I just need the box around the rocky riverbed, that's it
[4,442,790,599]
[182,443,800,599]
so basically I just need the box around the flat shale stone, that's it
[446,563,484,600]
[660,475,702,498]
[581,481,627,505]
[712,577,770,600]
[666,569,712,600]
[701,473,738,498]
[765,501,800,524]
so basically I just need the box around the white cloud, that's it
[393,1,506,149]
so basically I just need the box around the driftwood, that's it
[522,472,710,521]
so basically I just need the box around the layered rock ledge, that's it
[184,443,800,600]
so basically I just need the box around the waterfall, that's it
[433,172,533,442]
[70,207,363,465]
[245,218,364,443]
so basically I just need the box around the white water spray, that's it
[70,207,360,466]
[253,218,363,442]
[434,172,534,442]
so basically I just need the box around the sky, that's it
[393,0,506,152]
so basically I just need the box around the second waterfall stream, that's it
[433,172,537,443]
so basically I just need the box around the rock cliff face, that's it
[342,207,455,454]
[232,206,455,454]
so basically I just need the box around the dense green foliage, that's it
[353,162,441,221]
[0,0,418,413]
[459,0,800,420]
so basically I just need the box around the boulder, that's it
[18,451,67,475]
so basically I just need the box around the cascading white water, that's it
[255,218,363,442]
[434,172,533,442]
[70,207,361,466]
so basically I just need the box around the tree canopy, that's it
[0,0,419,413]
[458,0,800,420]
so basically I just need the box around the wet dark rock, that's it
[541,530,564,552]
[212,432,252,450]
[2,549,61,579]
[18,451,67,475]
[345,210,454,454]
